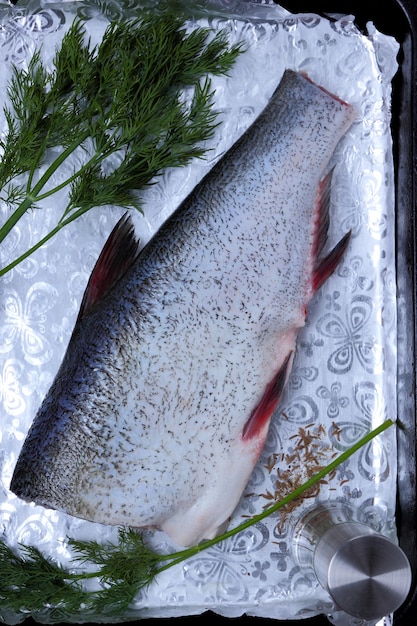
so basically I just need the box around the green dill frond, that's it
[50,18,95,102]
[0,541,87,614]
[0,421,394,618]
[0,112,22,187]
[69,528,162,614]
[0,11,243,276]
[0,183,26,207]
[70,527,161,584]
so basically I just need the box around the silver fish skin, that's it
[10,70,356,546]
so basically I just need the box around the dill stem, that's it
[0,195,35,245]
[0,131,89,252]
[0,211,79,277]
[29,127,120,205]
[155,419,394,569]
[34,151,104,203]
[30,131,90,198]
[0,129,114,275]
[26,134,50,193]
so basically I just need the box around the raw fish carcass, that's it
[11,70,356,546]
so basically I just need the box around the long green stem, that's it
[152,419,395,569]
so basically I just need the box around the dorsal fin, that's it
[312,168,351,292]
[77,214,141,321]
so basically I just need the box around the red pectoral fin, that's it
[242,352,293,441]
[77,214,141,322]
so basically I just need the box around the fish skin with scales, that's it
[10,70,356,547]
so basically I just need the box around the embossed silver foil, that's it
[0,1,399,624]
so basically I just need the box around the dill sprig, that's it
[0,420,394,619]
[0,13,243,277]
[0,542,90,616]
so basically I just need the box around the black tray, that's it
[19,0,416,624]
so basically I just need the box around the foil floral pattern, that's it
[0,1,400,624]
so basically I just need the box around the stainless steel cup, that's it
[293,501,412,620]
